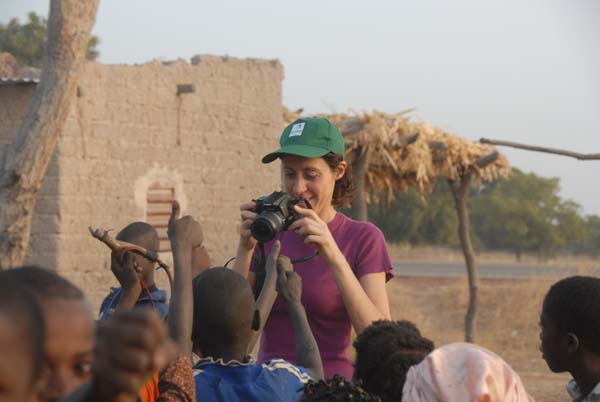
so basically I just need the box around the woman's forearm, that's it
[327,251,390,334]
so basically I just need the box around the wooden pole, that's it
[350,146,370,221]
[449,151,499,342]
[449,173,478,342]
[480,138,600,160]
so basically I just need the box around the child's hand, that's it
[276,256,302,305]
[93,310,176,400]
[264,241,281,277]
[168,201,203,249]
[110,251,141,292]
[289,205,339,263]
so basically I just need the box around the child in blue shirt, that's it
[98,222,168,319]
[192,241,323,402]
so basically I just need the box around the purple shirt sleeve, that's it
[350,222,394,281]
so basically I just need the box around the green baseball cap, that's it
[262,117,345,164]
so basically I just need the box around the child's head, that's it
[8,266,95,402]
[540,275,600,373]
[353,320,434,402]
[191,267,258,359]
[403,343,533,402]
[116,222,160,284]
[300,375,381,402]
[0,272,45,402]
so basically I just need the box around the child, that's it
[353,320,434,402]
[540,276,600,402]
[7,266,95,402]
[300,375,381,402]
[99,222,169,318]
[0,271,45,402]
[403,342,533,402]
[191,241,324,402]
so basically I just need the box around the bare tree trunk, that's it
[0,0,100,269]
[449,174,478,343]
[351,146,370,221]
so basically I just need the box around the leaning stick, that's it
[480,138,600,161]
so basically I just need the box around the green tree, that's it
[367,182,459,246]
[570,215,600,256]
[0,11,100,68]
[470,169,587,259]
[366,167,591,259]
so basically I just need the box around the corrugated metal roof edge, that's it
[0,77,40,85]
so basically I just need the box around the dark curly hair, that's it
[543,276,600,354]
[322,152,353,208]
[353,320,434,402]
[300,375,381,402]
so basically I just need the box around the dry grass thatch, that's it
[283,108,511,202]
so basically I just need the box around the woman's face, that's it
[280,155,346,218]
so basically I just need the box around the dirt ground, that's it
[387,276,571,402]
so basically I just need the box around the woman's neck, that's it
[318,205,337,223]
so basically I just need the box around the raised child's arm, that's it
[276,258,324,380]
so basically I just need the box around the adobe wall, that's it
[1,56,284,310]
[0,84,61,271]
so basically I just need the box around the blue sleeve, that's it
[98,288,120,320]
[263,359,313,401]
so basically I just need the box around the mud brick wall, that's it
[0,56,284,310]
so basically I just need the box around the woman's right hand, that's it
[239,201,258,250]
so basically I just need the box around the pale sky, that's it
[3,0,600,215]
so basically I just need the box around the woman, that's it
[233,117,393,378]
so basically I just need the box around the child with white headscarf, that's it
[403,343,535,402]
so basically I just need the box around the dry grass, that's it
[387,276,574,401]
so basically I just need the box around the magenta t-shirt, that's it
[250,212,394,379]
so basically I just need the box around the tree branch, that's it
[428,141,448,162]
[399,132,419,146]
[339,119,365,137]
[473,151,499,168]
[480,138,600,160]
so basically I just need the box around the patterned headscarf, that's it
[403,343,535,402]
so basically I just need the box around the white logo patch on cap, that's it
[289,122,306,137]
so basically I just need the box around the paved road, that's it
[393,261,580,279]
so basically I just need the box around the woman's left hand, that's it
[288,205,340,263]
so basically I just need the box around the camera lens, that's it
[251,212,284,242]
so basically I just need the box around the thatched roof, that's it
[284,108,511,202]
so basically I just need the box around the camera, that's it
[250,191,307,243]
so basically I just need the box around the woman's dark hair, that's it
[353,320,434,402]
[322,152,353,208]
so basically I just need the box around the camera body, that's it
[251,191,305,243]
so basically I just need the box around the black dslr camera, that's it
[250,191,308,243]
